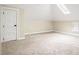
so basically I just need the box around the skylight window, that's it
[57,4,70,14]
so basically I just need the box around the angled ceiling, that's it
[50,4,79,21]
[1,4,79,21]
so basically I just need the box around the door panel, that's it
[3,9,17,42]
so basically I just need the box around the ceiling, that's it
[1,4,79,21]
[51,4,79,21]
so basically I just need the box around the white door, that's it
[2,9,17,42]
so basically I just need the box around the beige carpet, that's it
[2,33,79,55]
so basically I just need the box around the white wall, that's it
[53,21,79,34]
[0,7,2,54]
[20,5,54,38]
[23,5,52,21]
[0,8,1,54]
[16,5,79,38]
[0,9,1,41]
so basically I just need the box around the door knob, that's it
[14,25,16,27]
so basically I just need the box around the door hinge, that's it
[3,12,4,14]
[3,37,4,40]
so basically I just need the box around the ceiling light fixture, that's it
[57,4,70,14]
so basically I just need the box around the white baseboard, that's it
[25,30,54,35]
[55,30,79,37]
[18,37,25,40]
[18,30,79,40]
[17,30,54,40]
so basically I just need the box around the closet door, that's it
[3,9,17,42]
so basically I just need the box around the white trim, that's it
[25,30,54,35]
[18,37,25,40]
[17,30,54,40]
[54,30,79,37]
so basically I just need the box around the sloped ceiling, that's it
[50,4,79,21]
[1,4,79,21]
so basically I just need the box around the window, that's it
[72,22,79,33]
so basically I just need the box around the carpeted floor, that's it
[2,32,79,55]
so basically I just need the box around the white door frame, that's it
[0,6,20,42]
